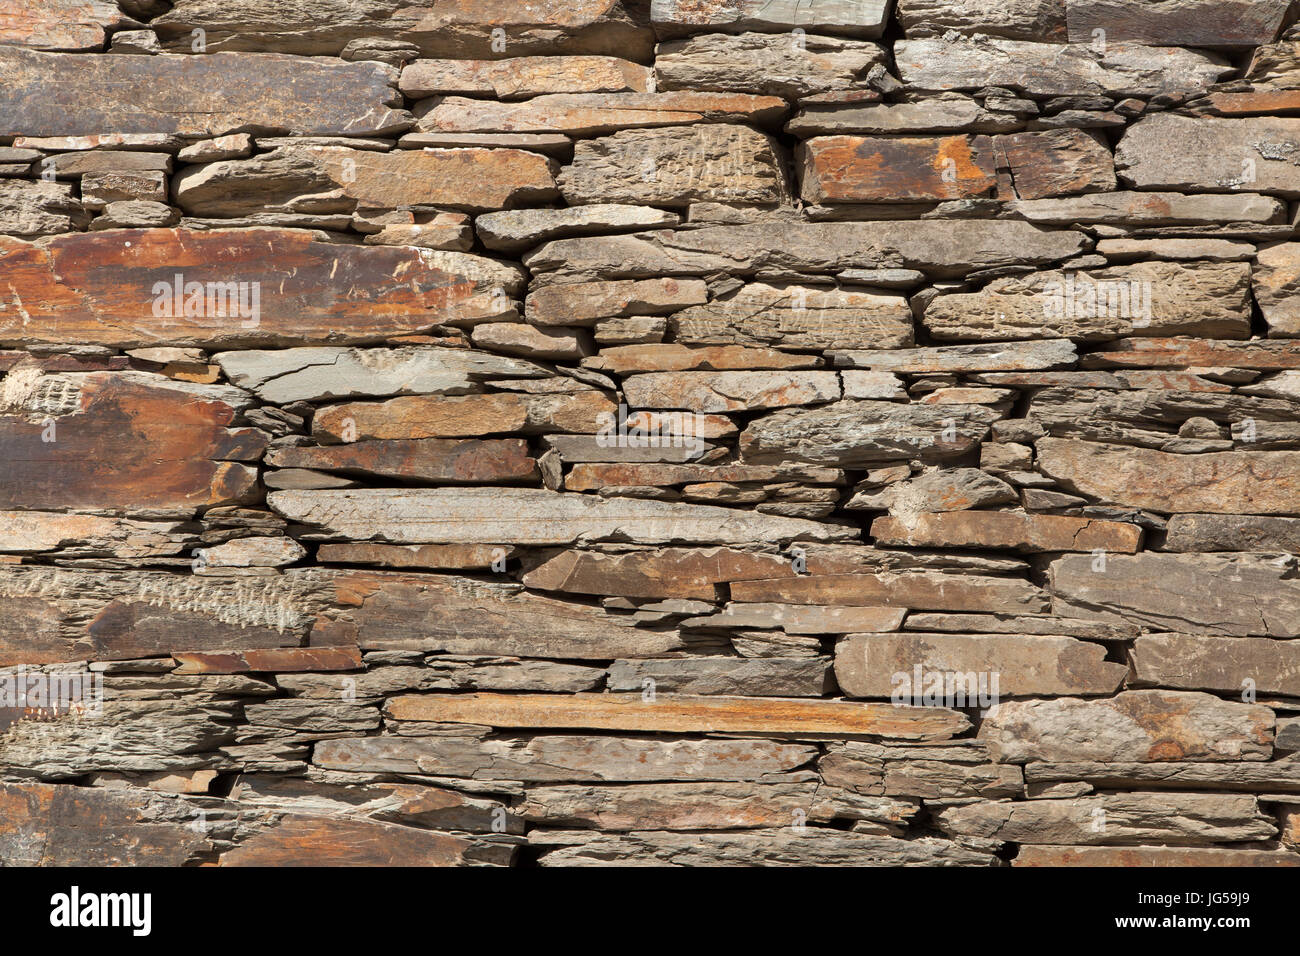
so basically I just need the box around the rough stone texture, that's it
[7,0,1300,871]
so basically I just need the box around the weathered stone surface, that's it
[154,0,655,59]
[1024,759,1300,793]
[1065,0,1294,49]
[0,49,410,138]
[0,781,210,866]
[524,221,1087,281]
[565,461,842,491]
[897,0,1066,40]
[1116,114,1300,196]
[521,547,803,601]
[819,740,1024,799]
[1008,190,1286,226]
[175,146,559,215]
[1037,438,1300,515]
[788,95,1017,136]
[656,32,886,99]
[0,0,129,51]
[924,261,1251,342]
[1254,243,1300,337]
[387,693,969,739]
[585,344,820,374]
[266,439,537,484]
[1015,846,1300,866]
[740,401,1002,465]
[0,180,87,236]
[978,691,1275,763]
[1052,552,1300,637]
[215,347,543,404]
[731,571,1050,613]
[1164,513,1300,552]
[1131,633,1300,696]
[835,633,1127,698]
[0,566,327,665]
[323,571,682,659]
[477,206,682,254]
[560,125,786,207]
[903,614,1139,641]
[846,468,1017,513]
[314,734,818,782]
[312,392,615,441]
[671,282,914,350]
[606,658,830,696]
[799,135,997,203]
[0,230,524,348]
[221,814,474,866]
[871,512,1142,553]
[651,0,892,38]
[528,277,709,326]
[401,56,650,99]
[938,794,1275,846]
[990,128,1117,200]
[688,604,906,634]
[536,829,997,865]
[269,488,856,545]
[0,512,189,558]
[416,92,787,137]
[623,370,841,412]
[1083,337,1300,369]
[896,36,1232,98]
[0,370,261,514]
[833,340,1078,372]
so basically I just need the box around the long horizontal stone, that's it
[565,462,842,491]
[524,220,1087,281]
[787,94,1018,137]
[400,56,651,99]
[740,401,1002,465]
[1051,552,1300,637]
[175,146,559,215]
[687,604,906,634]
[265,439,537,484]
[1116,114,1300,196]
[651,0,890,37]
[214,347,545,404]
[871,512,1142,554]
[896,0,1066,40]
[0,230,524,349]
[1164,514,1300,552]
[312,392,615,441]
[154,0,655,59]
[1024,760,1300,793]
[1064,0,1294,48]
[535,829,998,866]
[622,370,841,412]
[268,488,857,545]
[903,613,1139,641]
[0,512,189,558]
[584,344,820,374]
[819,740,1024,800]
[923,261,1252,342]
[655,31,886,99]
[313,734,818,782]
[671,282,914,351]
[220,814,473,867]
[1037,438,1300,516]
[478,207,682,255]
[1007,190,1286,226]
[0,49,410,138]
[560,125,786,207]
[1132,633,1300,697]
[1015,846,1300,866]
[896,36,1231,98]
[606,658,831,696]
[1082,337,1300,370]
[416,92,787,137]
[938,794,1275,846]
[731,572,1050,613]
[521,547,804,600]
[0,370,261,514]
[386,693,969,740]
[319,572,683,659]
[978,691,1275,763]
[0,566,329,666]
[835,633,1127,698]
[832,340,1078,372]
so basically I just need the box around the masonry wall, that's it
[1,0,1300,866]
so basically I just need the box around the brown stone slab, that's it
[312,393,615,441]
[799,135,997,203]
[220,814,474,866]
[172,646,362,675]
[266,439,538,484]
[386,692,970,740]
[731,572,1050,613]
[1015,845,1300,866]
[870,511,1142,553]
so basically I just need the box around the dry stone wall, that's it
[1,0,1300,867]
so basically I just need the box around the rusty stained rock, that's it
[0,229,524,349]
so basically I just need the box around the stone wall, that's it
[2,0,1300,867]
